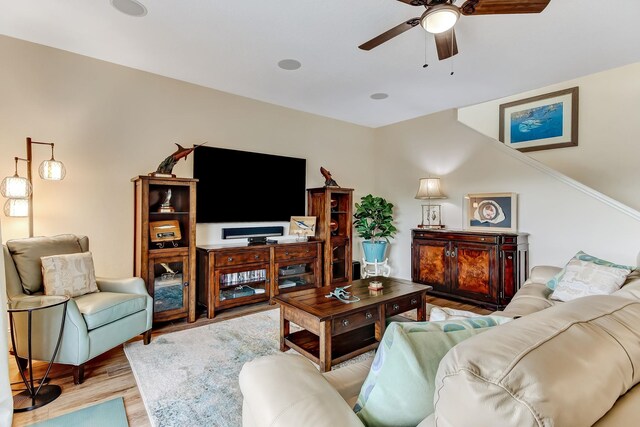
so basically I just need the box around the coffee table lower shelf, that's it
[284,325,378,366]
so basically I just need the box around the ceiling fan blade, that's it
[358,18,421,51]
[460,0,550,16]
[396,0,428,5]
[434,28,458,60]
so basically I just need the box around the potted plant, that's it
[353,194,397,263]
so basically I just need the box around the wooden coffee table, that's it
[274,277,431,372]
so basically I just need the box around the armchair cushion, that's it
[74,292,147,330]
[6,234,84,294]
[41,252,99,297]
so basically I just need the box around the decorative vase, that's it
[329,219,339,234]
[362,241,387,263]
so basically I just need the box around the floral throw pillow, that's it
[41,252,99,297]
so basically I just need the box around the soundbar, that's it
[222,226,285,240]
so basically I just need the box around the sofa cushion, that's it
[547,251,635,290]
[354,316,512,426]
[41,251,99,297]
[6,234,84,294]
[434,295,640,427]
[550,258,631,302]
[74,292,147,330]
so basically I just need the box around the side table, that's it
[8,295,69,412]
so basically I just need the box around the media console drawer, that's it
[274,245,314,261]
[214,249,270,267]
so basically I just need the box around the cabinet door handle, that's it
[228,257,233,262]
[254,255,259,259]
[365,311,372,320]
[392,303,400,311]
[445,251,450,257]
[284,251,289,256]
[183,282,189,287]
[507,255,513,260]
[411,298,417,305]
[451,250,456,258]
[342,319,350,327]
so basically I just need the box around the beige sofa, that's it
[240,266,640,427]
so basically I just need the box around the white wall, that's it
[0,35,375,277]
[373,109,640,280]
[458,62,640,211]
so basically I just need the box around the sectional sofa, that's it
[240,266,640,426]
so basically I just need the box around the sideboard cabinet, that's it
[411,229,529,309]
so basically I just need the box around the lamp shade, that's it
[3,198,29,217]
[421,5,459,34]
[39,159,66,180]
[0,175,32,198]
[415,177,446,199]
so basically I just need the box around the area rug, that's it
[27,397,128,427]
[123,308,373,427]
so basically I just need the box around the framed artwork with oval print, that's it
[465,193,517,232]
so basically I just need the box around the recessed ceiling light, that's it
[111,0,147,17]
[278,59,302,71]
[370,93,389,100]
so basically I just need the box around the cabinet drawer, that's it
[274,245,316,261]
[214,250,270,267]
[332,308,378,336]
[452,234,498,244]
[385,294,422,316]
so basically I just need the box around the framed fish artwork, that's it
[499,87,578,152]
[289,216,317,237]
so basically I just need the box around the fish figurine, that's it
[152,142,207,177]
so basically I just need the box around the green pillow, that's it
[546,251,636,290]
[353,316,512,427]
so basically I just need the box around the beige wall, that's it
[0,35,375,277]
[373,109,640,280]
[458,63,640,211]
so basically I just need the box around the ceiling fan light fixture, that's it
[421,4,460,34]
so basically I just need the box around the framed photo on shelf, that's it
[499,87,578,153]
[289,216,317,237]
[421,204,443,229]
[465,193,517,232]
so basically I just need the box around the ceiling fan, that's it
[359,0,550,60]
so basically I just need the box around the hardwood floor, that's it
[9,296,490,426]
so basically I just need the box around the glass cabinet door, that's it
[276,261,316,293]
[150,256,188,318]
[217,266,269,304]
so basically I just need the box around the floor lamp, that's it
[1,137,66,237]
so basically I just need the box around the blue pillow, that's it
[547,251,636,290]
[353,316,512,426]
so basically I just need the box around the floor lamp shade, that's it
[4,199,28,217]
[0,175,31,198]
[39,159,66,180]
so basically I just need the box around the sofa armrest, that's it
[322,357,373,405]
[528,265,562,283]
[239,354,363,427]
[96,277,148,295]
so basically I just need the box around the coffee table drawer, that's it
[332,308,378,336]
[386,294,422,316]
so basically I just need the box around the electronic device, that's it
[193,146,306,223]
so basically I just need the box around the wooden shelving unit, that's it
[132,176,198,323]
[307,187,353,286]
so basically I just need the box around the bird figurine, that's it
[320,166,339,187]
[151,142,207,177]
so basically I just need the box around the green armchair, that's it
[4,234,152,384]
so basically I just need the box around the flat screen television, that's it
[193,146,306,223]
